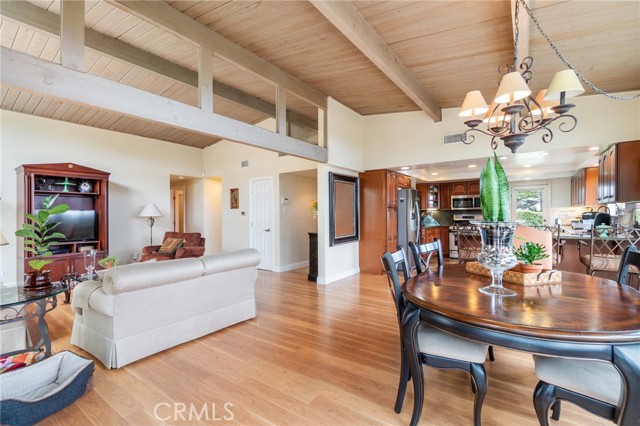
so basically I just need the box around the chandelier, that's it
[458,0,584,153]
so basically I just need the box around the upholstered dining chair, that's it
[408,240,444,274]
[532,245,640,425]
[381,249,489,426]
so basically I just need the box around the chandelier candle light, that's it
[459,0,585,153]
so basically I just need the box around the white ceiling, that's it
[395,145,602,183]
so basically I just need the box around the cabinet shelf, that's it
[34,190,100,196]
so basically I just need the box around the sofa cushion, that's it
[102,258,204,295]
[201,249,262,275]
[157,238,183,254]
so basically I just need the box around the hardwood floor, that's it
[38,269,605,425]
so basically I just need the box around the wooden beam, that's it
[310,0,441,122]
[198,47,213,112]
[275,86,286,136]
[60,0,84,71]
[1,47,327,162]
[108,0,327,110]
[0,0,317,130]
[512,0,530,67]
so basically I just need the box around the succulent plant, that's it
[514,241,549,265]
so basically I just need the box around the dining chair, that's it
[381,249,489,426]
[457,226,482,264]
[578,225,640,276]
[532,244,640,425]
[408,240,444,274]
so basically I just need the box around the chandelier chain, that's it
[513,0,520,68]
[518,0,639,101]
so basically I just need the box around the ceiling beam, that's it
[59,0,84,71]
[108,0,327,110]
[512,0,530,66]
[0,0,317,130]
[1,47,327,163]
[310,0,441,122]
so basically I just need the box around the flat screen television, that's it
[37,210,98,242]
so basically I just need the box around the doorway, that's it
[250,177,274,270]
[170,186,185,232]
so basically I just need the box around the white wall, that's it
[362,92,640,169]
[317,98,364,284]
[279,173,317,271]
[179,178,205,233]
[203,177,222,254]
[0,110,202,283]
[202,118,318,270]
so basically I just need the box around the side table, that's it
[0,283,68,359]
[61,273,96,304]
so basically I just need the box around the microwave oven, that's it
[451,195,481,210]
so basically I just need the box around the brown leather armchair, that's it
[140,232,206,262]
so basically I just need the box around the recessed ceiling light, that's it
[589,146,599,151]
[540,152,549,156]
[524,177,532,180]
[468,164,477,168]
[431,172,439,176]
[400,166,410,170]
[499,156,508,160]
[523,164,532,168]
[592,163,599,167]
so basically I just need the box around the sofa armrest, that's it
[175,246,205,258]
[142,245,161,255]
[71,281,109,316]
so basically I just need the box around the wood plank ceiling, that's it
[1,0,638,149]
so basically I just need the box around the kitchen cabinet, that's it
[420,226,449,256]
[451,182,467,196]
[427,184,439,209]
[416,183,427,209]
[359,169,412,274]
[440,183,451,209]
[449,180,480,197]
[571,167,598,206]
[597,140,640,203]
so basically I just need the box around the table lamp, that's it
[138,203,163,246]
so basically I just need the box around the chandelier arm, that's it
[518,0,639,101]
[461,130,477,145]
[491,137,499,150]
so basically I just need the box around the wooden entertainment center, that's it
[16,163,110,282]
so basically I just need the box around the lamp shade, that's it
[494,71,531,104]
[531,90,558,116]
[459,90,489,117]
[138,203,163,218]
[483,102,512,124]
[545,69,584,100]
[0,231,8,246]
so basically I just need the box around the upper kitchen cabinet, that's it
[397,174,412,189]
[440,183,451,209]
[571,167,598,206]
[416,183,427,209]
[597,140,640,203]
[427,184,439,209]
[450,180,480,196]
[467,180,480,195]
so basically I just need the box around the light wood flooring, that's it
[38,269,605,425]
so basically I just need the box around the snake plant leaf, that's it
[493,153,511,221]
[481,157,500,222]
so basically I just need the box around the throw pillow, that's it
[157,238,184,254]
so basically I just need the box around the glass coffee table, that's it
[0,283,68,359]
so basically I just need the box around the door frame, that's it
[249,176,275,271]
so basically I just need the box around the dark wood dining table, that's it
[401,264,640,426]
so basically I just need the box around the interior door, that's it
[250,177,273,270]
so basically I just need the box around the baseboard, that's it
[317,267,360,285]
[273,260,309,273]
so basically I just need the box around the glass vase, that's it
[83,249,97,279]
[472,221,518,297]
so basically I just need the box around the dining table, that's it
[401,264,640,426]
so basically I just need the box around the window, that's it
[511,184,550,225]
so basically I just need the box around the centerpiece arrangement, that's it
[15,194,69,289]
[514,241,549,273]
[473,154,518,297]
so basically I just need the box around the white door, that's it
[250,177,273,270]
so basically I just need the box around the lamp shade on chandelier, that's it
[459,0,585,153]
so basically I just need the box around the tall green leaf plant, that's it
[15,194,69,271]
[479,153,511,222]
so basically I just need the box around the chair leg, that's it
[488,345,495,362]
[469,363,487,426]
[395,353,411,413]
[551,400,561,421]
[533,380,555,426]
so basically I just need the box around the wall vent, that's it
[241,160,249,168]
[443,132,465,145]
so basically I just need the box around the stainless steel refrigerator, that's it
[398,188,421,271]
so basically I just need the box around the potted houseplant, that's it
[474,153,518,296]
[514,241,549,274]
[15,194,69,289]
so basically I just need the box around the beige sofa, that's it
[70,249,261,368]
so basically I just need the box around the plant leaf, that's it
[28,258,54,270]
[38,210,50,223]
[25,213,41,224]
[48,204,70,215]
[493,153,511,221]
[44,232,66,241]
